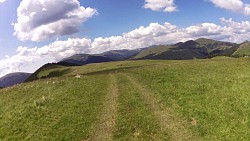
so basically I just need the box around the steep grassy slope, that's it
[232,42,250,57]
[0,58,249,140]
[25,63,66,82]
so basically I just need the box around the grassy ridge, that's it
[0,57,249,140]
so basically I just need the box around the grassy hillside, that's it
[0,58,249,140]
[132,39,239,60]
[100,49,142,60]
[195,38,239,57]
[232,42,250,57]
[25,63,66,82]
[132,41,208,60]
[58,54,114,66]
[132,45,173,59]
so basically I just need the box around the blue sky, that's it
[0,0,250,77]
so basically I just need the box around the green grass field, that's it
[0,57,249,140]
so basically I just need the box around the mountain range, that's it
[58,54,114,66]
[1,38,250,87]
[0,72,31,88]
[132,38,240,60]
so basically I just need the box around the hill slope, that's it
[232,42,250,57]
[132,38,239,60]
[0,72,31,87]
[100,49,142,60]
[25,63,67,82]
[0,58,249,140]
[58,54,114,66]
[195,38,239,57]
[132,40,208,60]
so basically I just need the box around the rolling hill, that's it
[232,41,250,57]
[25,49,141,81]
[0,72,31,88]
[132,38,239,60]
[58,49,142,66]
[25,63,67,82]
[100,49,142,60]
[195,38,239,57]
[4,38,245,86]
[58,54,114,66]
[0,57,249,140]
[23,38,244,83]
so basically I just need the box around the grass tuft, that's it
[34,96,48,108]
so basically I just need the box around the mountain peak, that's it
[178,40,198,48]
[195,38,220,44]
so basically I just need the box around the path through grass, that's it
[0,58,249,140]
[87,74,119,141]
[122,73,199,141]
[113,73,166,141]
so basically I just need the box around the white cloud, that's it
[0,38,91,77]
[210,0,250,15]
[210,0,243,11]
[1,18,250,77]
[144,0,177,12]
[0,0,5,3]
[14,0,97,42]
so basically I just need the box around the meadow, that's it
[0,57,249,140]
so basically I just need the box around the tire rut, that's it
[86,74,119,141]
[122,73,201,141]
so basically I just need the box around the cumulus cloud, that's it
[210,0,250,15]
[144,0,177,12]
[13,0,97,42]
[1,18,250,77]
[0,0,5,3]
[0,38,91,77]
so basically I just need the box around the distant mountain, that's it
[132,40,208,60]
[195,38,221,45]
[26,54,114,82]
[24,38,245,82]
[132,38,239,60]
[100,49,142,60]
[132,45,173,59]
[25,49,142,82]
[232,42,250,57]
[195,38,239,57]
[0,72,31,87]
[58,54,114,66]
